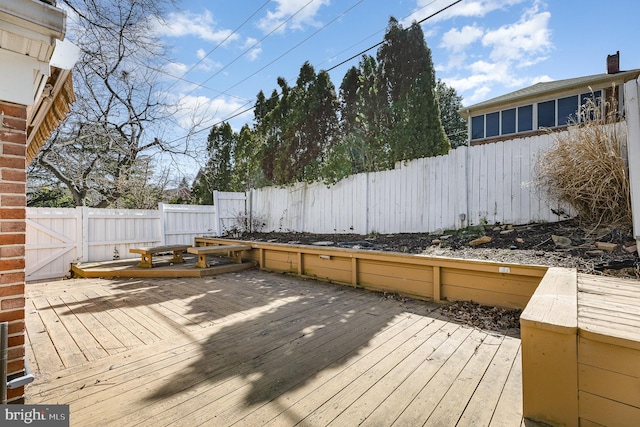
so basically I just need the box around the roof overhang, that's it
[460,69,640,120]
[0,1,75,163]
[26,66,75,164]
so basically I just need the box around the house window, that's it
[557,95,578,126]
[538,100,555,128]
[502,108,516,134]
[580,90,602,106]
[518,105,533,132]
[580,90,603,121]
[471,115,484,139]
[486,112,500,137]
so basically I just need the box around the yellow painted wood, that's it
[351,257,357,286]
[433,265,441,302]
[197,238,547,310]
[72,258,255,278]
[198,238,546,277]
[521,324,578,427]
[579,363,640,408]
[520,267,577,333]
[519,269,581,426]
[579,390,640,427]
[578,272,640,349]
[578,336,640,377]
[441,269,540,297]
[441,285,529,309]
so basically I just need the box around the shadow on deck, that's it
[25,270,526,426]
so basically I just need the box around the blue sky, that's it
[152,0,640,136]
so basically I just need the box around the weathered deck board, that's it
[457,335,521,426]
[26,270,525,426]
[489,347,524,426]
[578,273,640,344]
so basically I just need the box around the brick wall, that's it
[0,101,27,402]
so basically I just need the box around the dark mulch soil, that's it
[230,219,638,331]
[236,219,638,277]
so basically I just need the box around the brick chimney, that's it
[607,51,620,74]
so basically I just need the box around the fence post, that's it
[246,190,253,233]
[158,203,166,246]
[365,173,371,235]
[213,190,222,236]
[624,78,640,247]
[81,206,89,262]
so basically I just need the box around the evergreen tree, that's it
[232,124,265,190]
[376,18,449,163]
[192,122,235,203]
[436,79,468,148]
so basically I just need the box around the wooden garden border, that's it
[195,237,547,310]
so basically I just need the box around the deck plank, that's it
[29,292,350,403]
[489,346,524,426]
[358,322,466,427]
[425,332,504,425]
[26,271,525,427]
[391,329,488,426]
[69,294,383,425]
[132,301,415,427]
[57,293,128,355]
[324,316,456,427]
[46,295,110,361]
[31,297,87,368]
[457,335,521,426]
[25,299,64,373]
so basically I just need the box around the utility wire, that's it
[179,0,318,102]
[169,0,464,144]
[224,0,365,94]
[163,0,272,94]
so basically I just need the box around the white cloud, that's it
[440,25,483,52]
[243,38,263,61]
[436,1,554,104]
[482,10,552,62]
[530,74,553,85]
[257,0,330,34]
[170,93,251,130]
[157,10,239,44]
[163,61,188,78]
[405,0,525,26]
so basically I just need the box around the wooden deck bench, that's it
[129,244,191,268]
[187,244,252,268]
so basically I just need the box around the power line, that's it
[167,0,464,144]
[164,0,272,94]
[224,0,366,94]
[179,0,318,102]
[326,0,462,73]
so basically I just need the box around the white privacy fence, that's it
[248,132,573,235]
[26,194,246,281]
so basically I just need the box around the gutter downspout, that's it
[1,322,7,404]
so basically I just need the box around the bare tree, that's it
[30,0,189,207]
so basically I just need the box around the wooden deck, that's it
[71,254,256,278]
[578,273,640,343]
[25,270,526,426]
